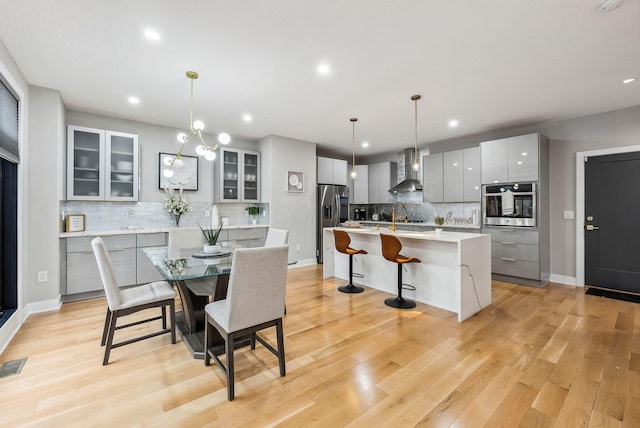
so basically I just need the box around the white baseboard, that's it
[288,258,317,269]
[0,310,21,356]
[549,274,578,286]
[24,296,62,318]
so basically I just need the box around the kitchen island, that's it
[323,227,491,321]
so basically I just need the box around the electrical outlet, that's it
[563,210,574,220]
[296,244,301,252]
[37,271,48,283]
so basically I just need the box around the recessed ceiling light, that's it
[361,141,369,148]
[517,161,523,165]
[317,63,331,75]
[143,29,160,41]
[623,78,636,84]
[448,119,459,128]
[243,114,252,122]
[128,96,140,105]
[521,152,528,156]
[453,163,458,167]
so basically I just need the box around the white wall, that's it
[27,86,64,304]
[258,135,317,264]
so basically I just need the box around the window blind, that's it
[0,79,19,162]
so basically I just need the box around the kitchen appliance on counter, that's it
[317,184,349,263]
[354,207,366,220]
[483,182,536,227]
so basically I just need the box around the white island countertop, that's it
[323,226,492,321]
[59,223,269,238]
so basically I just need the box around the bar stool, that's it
[333,229,367,293]
[380,233,421,309]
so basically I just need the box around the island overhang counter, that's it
[322,227,492,321]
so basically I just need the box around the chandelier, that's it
[350,117,357,179]
[162,71,231,178]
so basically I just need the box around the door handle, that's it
[585,225,600,231]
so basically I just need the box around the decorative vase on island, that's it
[173,214,181,227]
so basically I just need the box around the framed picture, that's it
[286,171,304,192]
[158,152,199,190]
[65,214,86,233]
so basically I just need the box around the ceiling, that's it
[0,0,638,158]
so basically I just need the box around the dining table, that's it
[143,244,241,359]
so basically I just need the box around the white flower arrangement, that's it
[163,187,191,216]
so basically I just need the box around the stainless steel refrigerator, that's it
[317,184,349,263]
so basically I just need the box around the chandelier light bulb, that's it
[412,160,420,171]
[204,150,216,161]
[163,168,174,178]
[351,170,357,179]
[195,145,206,156]
[218,132,231,145]
[177,133,187,143]
[163,156,174,166]
[193,120,205,131]
[173,158,184,168]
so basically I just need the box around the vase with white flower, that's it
[164,187,191,226]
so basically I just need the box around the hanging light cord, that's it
[351,118,357,178]
[411,95,421,171]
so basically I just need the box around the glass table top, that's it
[142,245,240,281]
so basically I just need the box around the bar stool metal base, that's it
[339,283,365,293]
[384,296,416,309]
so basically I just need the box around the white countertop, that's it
[330,226,487,243]
[357,220,480,229]
[60,223,269,238]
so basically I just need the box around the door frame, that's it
[575,144,640,287]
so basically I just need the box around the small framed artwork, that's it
[286,171,304,192]
[158,153,199,190]
[66,214,86,233]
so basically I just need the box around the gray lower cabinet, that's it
[484,227,542,283]
[227,227,267,248]
[66,235,137,294]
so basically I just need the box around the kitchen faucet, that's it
[389,202,408,231]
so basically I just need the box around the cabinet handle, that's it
[501,257,516,262]
[502,229,516,233]
[501,241,516,245]
[80,248,125,254]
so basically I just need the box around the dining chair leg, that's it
[250,333,256,349]
[226,332,235,401]
[169,300,176,344]
[161,306,167,330]
[276,319,286,377]
[101,308,112,346]
[103,310,119,365]
[204,315,212,366]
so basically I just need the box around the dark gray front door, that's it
[585,151,640,293]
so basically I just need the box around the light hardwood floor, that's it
[1,265,639,427]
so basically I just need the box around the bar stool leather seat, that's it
[334,229,367,293]
[380,233,421,309]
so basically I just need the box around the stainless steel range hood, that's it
[389,148,423,193]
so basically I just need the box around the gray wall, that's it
[258,135,317,263]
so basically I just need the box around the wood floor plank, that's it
[1,266,640,427]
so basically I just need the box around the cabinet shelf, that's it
[217,148,260,202]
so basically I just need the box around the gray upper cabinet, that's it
[368,161,397,203]
[217,147,261,202]
[349,164,368,204]
[463,147,481,201]
[317,156,347,186]
[67,125,138,201]
[480,133,540,183]
[423,153,443,202]
[443,150,463,202]
[424,148,481,202]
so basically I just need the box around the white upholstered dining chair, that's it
[91,237,176,365]
[167,227,203,258]
[264,228,288,247]
[204,244,289,400]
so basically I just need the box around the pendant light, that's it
[350,117,358,179]
[411,95,421,171]
[162,71,231,178]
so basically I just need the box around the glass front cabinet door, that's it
[218,148,260,202]
[67,125,138,201]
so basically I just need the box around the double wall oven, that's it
[483,182,536,227]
